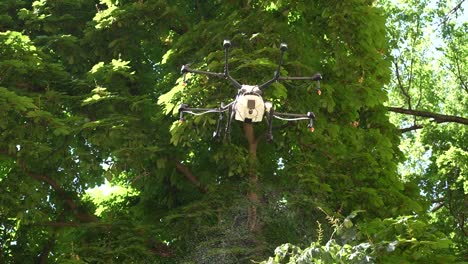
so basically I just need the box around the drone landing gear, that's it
[265,107,315,142]
[179,103,315,142]
[179,103,235,142]
[225,106,235,142]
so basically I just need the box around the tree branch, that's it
[437,0,467,27]
[37,210,65,264]
[388,107,468,125]
[174,159,206,193]
[406,17,421,110]
[399,124,424,133]
[27,172,98,223]
[0,149,98,223]
[431,202,445,213]
[393,60,412,109]
[31,221,114,228]
[453,52,468,93]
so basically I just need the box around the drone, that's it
[178,40,322,141]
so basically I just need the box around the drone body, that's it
[179,40,322,141]
[234,85,264,123]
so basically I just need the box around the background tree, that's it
[378,0,467,259]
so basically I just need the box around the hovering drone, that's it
[179,40,322,141]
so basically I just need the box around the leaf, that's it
[270,83,287,99]
[0,87,37,112]
[53,127,71,136]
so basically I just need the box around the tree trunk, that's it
[243,123,259,231]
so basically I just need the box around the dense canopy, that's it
[0,0,466,263]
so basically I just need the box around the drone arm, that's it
[257,43,323,92]
[258,75,278,90]
[181,106,224,112]
[181,65,241,90]
[181,65,224,78]
[222,40,242,89]
[178,103,229,123]
[278,73,322,81]
[180,40,242,89]
[226,73,242,89]
[259,43,288,90]
[273,111,316,132]
[278,73,323,94]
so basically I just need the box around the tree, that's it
[158,0,425,261]
[0,0,451,263]
[1,0,182,262]
[379,0,467,259]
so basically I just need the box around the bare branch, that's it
[454,53,468,93]
[431,202,445,213]
[26,172,98,223]
[399,124,424,133]
[437,0,467,27]
[388,107,468,125]
[393,59,413,109]
[174,159,206,193]
[406,17,421,110]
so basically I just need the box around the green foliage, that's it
[261,214,456,264]
[378,0,467,259]
[262,241,373,264]
[1,0,464,262]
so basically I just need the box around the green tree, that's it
[157,0,422,262]
[0,0,448,263]
[1,0,182,262]
[378,0,467,259]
